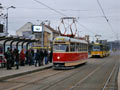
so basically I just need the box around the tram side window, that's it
[78,43,81,51]
[83,44,85,51]
[86,44,88,51]
[76,43,79,51]
[79,43,82,51]
[70,43,75,52]
[81,43,83,51]
[85,44,88,51]
[84,44,86,51]
[83,44,86,51]
[82,43,87,51]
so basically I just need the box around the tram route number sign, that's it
[55,38,65,41]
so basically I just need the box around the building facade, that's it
[16,22,60,48]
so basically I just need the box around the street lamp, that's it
[6,6,16,36]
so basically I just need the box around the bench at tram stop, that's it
[0,54,6,68]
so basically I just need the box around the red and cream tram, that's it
[53,36,88,68]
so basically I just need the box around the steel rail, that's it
[4,58,110,90]
[101,61,118,90]
[5,69,63,90]
[37,60,108,90]
[39,59,110,90]
[69,59,111,90]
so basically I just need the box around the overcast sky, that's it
[0,0,120,41]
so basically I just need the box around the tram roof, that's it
[54,36,88,44]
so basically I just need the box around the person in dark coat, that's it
[35,49,40,67]
[28,49,32,66]
[31,49,35,65]
[4,47,12,70]
[14,49,19,69]
[44,49,48,64]
[40,49,44,65]
[10,48,14,67]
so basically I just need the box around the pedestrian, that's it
[10,48,14,67]
[40,49,44,65]
[4,47,12,70]
[31,49,35,65]
[28,49,32,66]
[35,49,40,67]
[25,50,29,64]
[20,49,25,66]
[44,49,48,64]
[14,49,19,69]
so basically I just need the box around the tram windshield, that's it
[92,46,101,51]
[53,44,69,52]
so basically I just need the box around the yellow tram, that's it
[91,43,110,58]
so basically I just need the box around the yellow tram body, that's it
[91,43,110,58]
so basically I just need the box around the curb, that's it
[0,65,52,81]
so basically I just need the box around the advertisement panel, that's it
[32,25,42,32]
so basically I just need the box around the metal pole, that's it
[6,8,8,36]
[5,6,16,36]
[41,22,44,47]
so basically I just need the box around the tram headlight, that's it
[57,56,60,60]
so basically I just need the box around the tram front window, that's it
[53,44,69,52]
[92,46,100,51]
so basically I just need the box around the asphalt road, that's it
[0,52,119,90]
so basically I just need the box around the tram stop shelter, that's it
[0,36,39,53]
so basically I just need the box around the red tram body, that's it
[53,36,88,68]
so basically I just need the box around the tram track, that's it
[0,54,118,90]
[35,58,111,90]
[4,69,64,90]
[101,53,119,90]
[36,55,117,90]
[68,54,119,90]
[1,58,106,90]
[101,63,118,90]
[68,58,115,90]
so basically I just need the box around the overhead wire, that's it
[33,0,98,37]
[13,0,118,40]
[76,21,114,40]
[76,21,97,35]
[33,0,67,17]
[15,7,90,11]
[96,0,117,37]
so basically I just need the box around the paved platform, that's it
[0,63,52,81]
